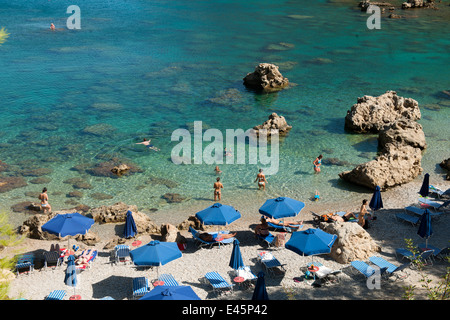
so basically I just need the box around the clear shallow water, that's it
[0,0,449,224]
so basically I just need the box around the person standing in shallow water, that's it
[213,177,223,201]
[313,155,323,173]
[254,169,267,190]
[39,187,51,213]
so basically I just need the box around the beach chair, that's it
[158,274,179,286]
[418,244,443,261]
[436,247,450,261]
[113,245,130,264]
[405,206,445,219]
[395,213,420,226]
[429,185,444,198]
[45,290,66,300]
[132,277,150,299]
[43,251,63,270]
[395,248,434,266]
[257,251,286,277]
[418,197,443,210]
[256,232,277,248]
[369,256,410,280]
[189,227,234,249]
[263,216,304,232]
[350,260,387,279]
[15,254,34,276]
[204,271,234,295]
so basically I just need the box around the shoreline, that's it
[3,178,449,300]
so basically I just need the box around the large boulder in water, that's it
[243,63,289,92]
[344,91,421,133]
[339,118,426,190]
[253,113,292,138]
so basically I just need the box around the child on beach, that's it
[314,190,320,201]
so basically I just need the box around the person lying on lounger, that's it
[325,212,358,222]
[265,217,303,228]
[199,232,236,242]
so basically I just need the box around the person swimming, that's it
[50,23,55,31]
[136,138,160,151]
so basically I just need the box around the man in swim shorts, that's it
[213,177,223,201]
[254,169,267,190]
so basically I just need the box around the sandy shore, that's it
[3,180,450,301]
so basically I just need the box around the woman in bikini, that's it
[39,187,51,213]
[213,177,223,201]
[313,155,323,173]
[255,217,270,236]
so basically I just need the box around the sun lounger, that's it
[132,277,150,299]
[262,216,304,232]
[418,244,443,260]
[369,256,410,280]
[189,227,234,249]
[395,248,434,266]
[350,260,379,278]
[395,213,420,226]
[436,247,450,261]
[43,251,63,270]
[429,185,444,198]
[45,290,66,300]
[158,274,179,286]
[419,197,444,209]
[204,271,234,295]
[257,251,286,277]
[15,254,34,276]
[405,206,445,219]
[256,232,276,248]
[113,245,130,264]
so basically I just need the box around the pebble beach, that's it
[4,180,449,301]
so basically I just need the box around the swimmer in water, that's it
[50,23,56,31]
[136,138,160,151]
[214,166,222,175]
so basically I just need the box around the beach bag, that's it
[274,233,286,247]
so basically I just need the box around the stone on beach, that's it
[321,222,381,264]
[243,63,289,92]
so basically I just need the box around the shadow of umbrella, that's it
[91,275,133,300]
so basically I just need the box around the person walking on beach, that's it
[39,187,51,213]
[254,169,267,190]
[313,155,323,173]
[213,177,223,201]
[136,138,160,151]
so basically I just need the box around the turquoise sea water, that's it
[0,0,449,224]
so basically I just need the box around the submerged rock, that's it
[162,193,187,203]
[0,176,27,193]
[243,63,289,93]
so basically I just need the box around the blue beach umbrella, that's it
[130,240,182,278]
[195,203,241,226]
[417,209,433,248]
[252,272,269,300]
[229,239,244,270]
[123,210,137,239]
[259,197,305,219]
[42,212,95,249]
[42,212,94,237]
[285,228,337,263]
[64,255,77,295]
[139,285,201,300]
[419,173,430,198]
[369,185,383,211]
